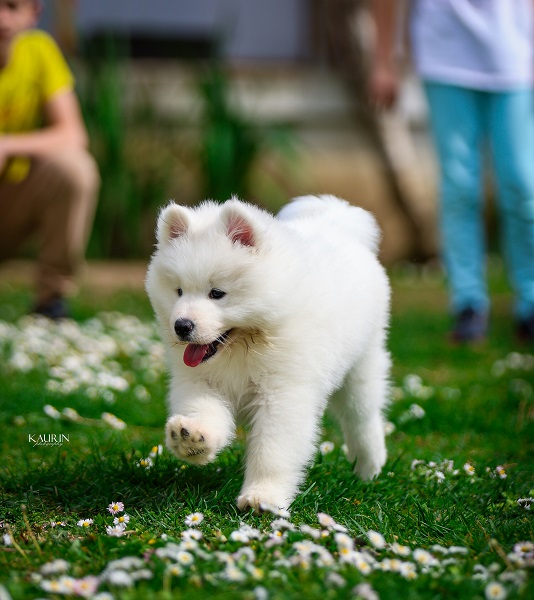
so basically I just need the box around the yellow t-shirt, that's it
[0,30,74,182]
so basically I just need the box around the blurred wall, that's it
[54,0,312,61]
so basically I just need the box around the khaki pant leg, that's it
[0,149,99,303]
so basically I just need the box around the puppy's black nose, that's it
[174,318,195,339]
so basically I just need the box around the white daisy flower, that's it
[317,512,336,528]
[448,546,469,555]
[320,441,335,455]
[149,444,163,457]
[62,407,82,422]
[180,539,199,552]
[270,518,295,532]
[77,519,94,528]
[136,457,153,470]
[106,524,126,537]
[513,541,534,555]
[176,551,195,566]
[413,548,437,566]
[485,581,507,600]
[182,528,203,541]
[338,546,355,563]
[399,562,418,580]
[247,566,264,581]
[43,404,61,420]
[335,532,354,549]
[167,565,184,577]
[316,548,335,568]
[300,524,321,539]
[435,470,446,482]
[409,403,426,419]
[113,514,130,526]
[384,421,396,435]
[293,540,319,556]
[367,529,386,549]
[391,542,412,557]
[106,570,133,587]
[221,565,246,582]
[230,530,250,543]
[105,556,144,571]
[254,586,269,600]
[40,559,70,575]
[134,386,150,401]
[108,501,124,514]
[325,571,346,587]
[265,530,286,548]
[464,463,476,476]
[130,569,153,581]
[102,412,126,430]
[40,577,76,594]
[317,512,347,531]
[238,524,262,539]
[495,465,507,479]
[184,512,204,527]
[73,576,99,598]
[352,582,379,600]
[354,555,373,575]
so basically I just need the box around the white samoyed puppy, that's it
[145,194,391,511]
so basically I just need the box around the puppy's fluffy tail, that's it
[278,194,381,254]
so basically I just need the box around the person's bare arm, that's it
[368,0,409,109]
[0,90,88,171]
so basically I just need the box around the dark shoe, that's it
[449,307,488,343]
[33,296,70,320]
[516,312,534,343]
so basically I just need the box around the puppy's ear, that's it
[221,200,256,248]
[156,202,190,244]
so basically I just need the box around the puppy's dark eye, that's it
[177,288,183,297]
[209,288,226,300]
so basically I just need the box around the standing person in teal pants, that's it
[369,0,534,343]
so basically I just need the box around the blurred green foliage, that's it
[198,66,293,203]
[78,41,294,259]
[79,38,173,259]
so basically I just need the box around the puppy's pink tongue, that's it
[183,344,209,367]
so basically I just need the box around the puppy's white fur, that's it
[145,195,391,511]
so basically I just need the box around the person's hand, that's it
[368,63,400,110]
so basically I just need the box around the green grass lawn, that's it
[0,263,532,599]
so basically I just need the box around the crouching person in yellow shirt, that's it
[0,0,99,319]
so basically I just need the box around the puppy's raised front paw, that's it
[165,415,216,465]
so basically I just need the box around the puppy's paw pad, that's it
[166,416,212,464]
[171,426,204,445]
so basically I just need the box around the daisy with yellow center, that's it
[76,519,93,528]
[108,501,124,515]
[464,463,476,476]
[495,465,507,479]
[185,512,204,527]
[485,582,507,600]
[150,445,163,457]
[113,514,130,525]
